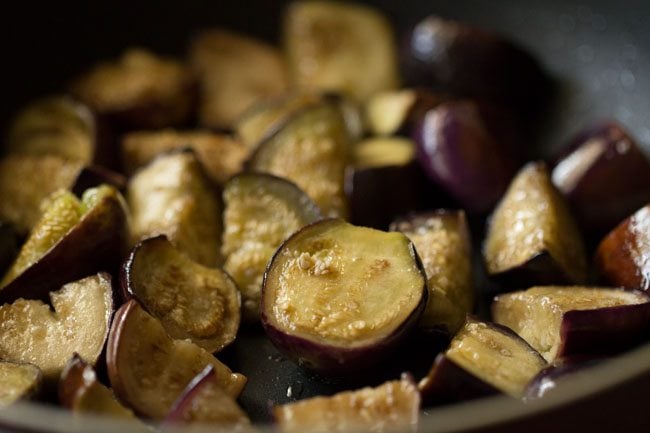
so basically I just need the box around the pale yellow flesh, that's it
[250,104,349,218]
[121,129,248,184]
[274,377,419,433]
[446,321,546,397]
[131,238,240,352]
[222,175,321,320]
[190,29,288,129]
[394,214,474,335]
[127,151,222,267]
[0,154,82,233]
[365,89,417,136]
[112,303,246,420]
[0,362,41,407]
[493,286,649,362]
[484,162,587,283]
[285,1,399,102]
[353,137,416,169]
[0,274,112,381]
[266,220,425,346]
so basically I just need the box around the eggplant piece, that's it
[122,235,241,353]
[71,48,195,129]
[595,204,650,293]
[273,375,419,433]
[524,358,604,401]
[0,274,113,382]
[0,223,20,277]
[190,29,288,129]
[483,162,588,287]
[59,354,140,421]
[552,122,650,235]
[0,185,128,304]
[261,219,427,374]
[401,16,551,119]
[106,300,246,420]
[492,286,650,362]
[390,211,474,335]
[222,173,321,321]
[247,103,349,218]
[0,362,42,407]
[365,88,444,137]
[414,100,519,214]
[346,137,431,230]
[122,129,248,185]
[419,319,546,405]
[164,365,251,430]
[127,149,222,267]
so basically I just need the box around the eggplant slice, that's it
[492,286,650,362]
[123,235,241,353]
[0,362,42,407]
[261,219,427,374]
[222,173,321,321]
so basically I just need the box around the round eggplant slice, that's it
[261,219,427,374]
[273,374,419,433]
[222,173,321,321]
[492,286,650,362]
[483,162,588,288]
[595,204,650,293]
[0,362,42,407]
[106,300,246,420]
[123,235,241,353]
[0,274,113,382]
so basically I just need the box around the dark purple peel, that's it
[261,219,427,375]
[414,100,519,214]
[71,166,127,196]
[552,122,650,236]
[523,358,605,401]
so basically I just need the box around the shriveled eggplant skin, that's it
[595,204,650,293]
[0,185,128,304]
[391,211,474,335]
[483,162,588,288]
[284,1,399,102]
[106,300,246,420]
[365,88,444,137]
[0,362,42,407]
[261,219,427,374]
[552,122,650,235]
[401,16,551,119]
[122,235,241,353]
[222,173,321,321]
[414,100,519,214]
[190,29,288,129]
[492,286,650,362]
[247,103,350,218]
[273,375,420,433]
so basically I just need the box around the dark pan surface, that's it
[3,0,650,428]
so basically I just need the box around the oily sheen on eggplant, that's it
[261,219,427,374]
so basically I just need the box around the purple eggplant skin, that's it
[400,16,552,121]
[524,358,605,401]
[71,166,128,197]
[552,121,650,236]
[414,100,519,214]
[418,354,500,407]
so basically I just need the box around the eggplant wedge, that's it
[492,286,650,362]
[419,319,546,405]
[71,48,195,129]
[483,162,587,288]
[524,358,604,401]
[365,88,444,137]
[595,204,650,293]
[284,1,399,102]
[0,274,113,382]
[0,362,42,407]
[190,29,288,129]
[106,300,246,420]
[261,219,427,374]
[391,211,474,335]
[122,235,241,353]
[127,149,222,267]
[273,375,419,433]
[552,122,650,235]
[222,173,321,321]
[0,185,127,304]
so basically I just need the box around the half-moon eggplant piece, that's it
[0,362,42,407]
